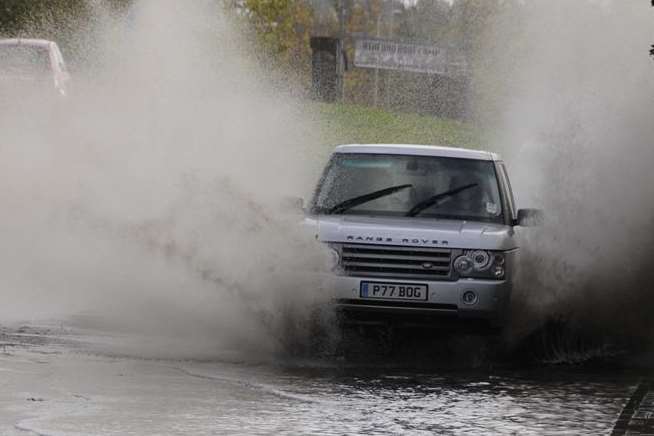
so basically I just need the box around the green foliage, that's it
[317,102,482,148]
[241,0,313,68]
[0,0,84,35]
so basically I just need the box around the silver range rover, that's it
[305,144,542,330]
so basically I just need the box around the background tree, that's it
[399,0,450,43]
[240,0,313,72]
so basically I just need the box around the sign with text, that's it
[354,38,466,76]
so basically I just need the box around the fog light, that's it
[492,265,505,279]
[454,255,474,275]
[462,290,478,305]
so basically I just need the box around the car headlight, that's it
[471,250,491,270]
[492,265,505,278]
[454,255,474,275]
[328,247,341,271]
[454,250,505,280]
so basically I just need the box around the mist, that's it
[3,0,654,364]
[480,1,654,350]
[0,0,332,360]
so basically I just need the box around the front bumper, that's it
[323,274,511,327]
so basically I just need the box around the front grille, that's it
[338,243,453,280]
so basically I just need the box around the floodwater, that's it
[0,325,636,435]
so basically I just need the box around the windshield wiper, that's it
[327,184,413,215]
[406,183,478,217]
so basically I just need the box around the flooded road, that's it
[0,326,637,435]
[0,1,652,435]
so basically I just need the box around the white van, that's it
[0,38,71,98]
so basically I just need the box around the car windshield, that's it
[0,45,51,75]
[311,153,504,223]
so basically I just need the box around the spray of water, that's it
[4,0,653,364]
[0,0,333,360]
[479,1,654,356]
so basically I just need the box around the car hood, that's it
[306,215,517,251]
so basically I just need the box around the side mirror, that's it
[515,208,544,227]
[280,196,304,212]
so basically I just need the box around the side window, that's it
[497,162,516,221]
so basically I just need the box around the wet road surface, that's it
[0,326,642,435]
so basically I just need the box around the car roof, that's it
[333,144,501,161]
[0,38,55,49]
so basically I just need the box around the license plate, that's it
[360,281,428,301]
